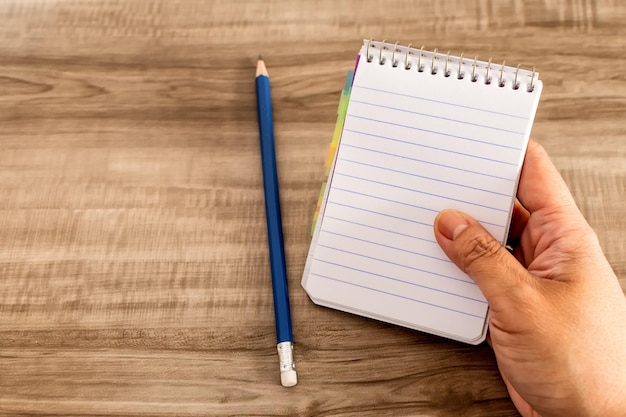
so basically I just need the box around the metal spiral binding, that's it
[364,39,537,93]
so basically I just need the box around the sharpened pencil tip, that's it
[256,57,269,77]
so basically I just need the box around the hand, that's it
[433,141,626,417]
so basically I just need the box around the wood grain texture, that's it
[0,0,624,416]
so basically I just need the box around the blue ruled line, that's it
[323,215,438,244]
[333,187,438,213]
[316,258,487,304]
[321,229,452,263]
[329,188,506,229]
[352,84,528,120]
[334,171,509,213]
[349,114,522,151]
[317,243,475,285]
[327,201,433,228]
[349,99,526,136]
[310,272,485,319]
[343,129,518,166]
[338,157,510,197]
[341,143,513,181]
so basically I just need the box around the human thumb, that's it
[434,210,532,308]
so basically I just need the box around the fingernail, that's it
[437,210,469,240]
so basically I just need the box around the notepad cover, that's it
[302,41,542,344]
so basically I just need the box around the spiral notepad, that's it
[302,40,543,344]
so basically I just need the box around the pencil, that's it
[255,55,297,387]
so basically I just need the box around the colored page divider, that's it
[312,70,354,236]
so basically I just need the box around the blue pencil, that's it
[255,56,297,387]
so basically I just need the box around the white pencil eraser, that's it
[280,370,297,387]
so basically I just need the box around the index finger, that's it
[517,140,579,214]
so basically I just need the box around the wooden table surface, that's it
[1,1,624,416]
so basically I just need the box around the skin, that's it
[433,140,626,417]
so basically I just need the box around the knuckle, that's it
[461,234,503,272]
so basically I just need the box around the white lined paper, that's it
[302,42,542,343]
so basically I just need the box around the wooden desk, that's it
[1,1,624,416]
